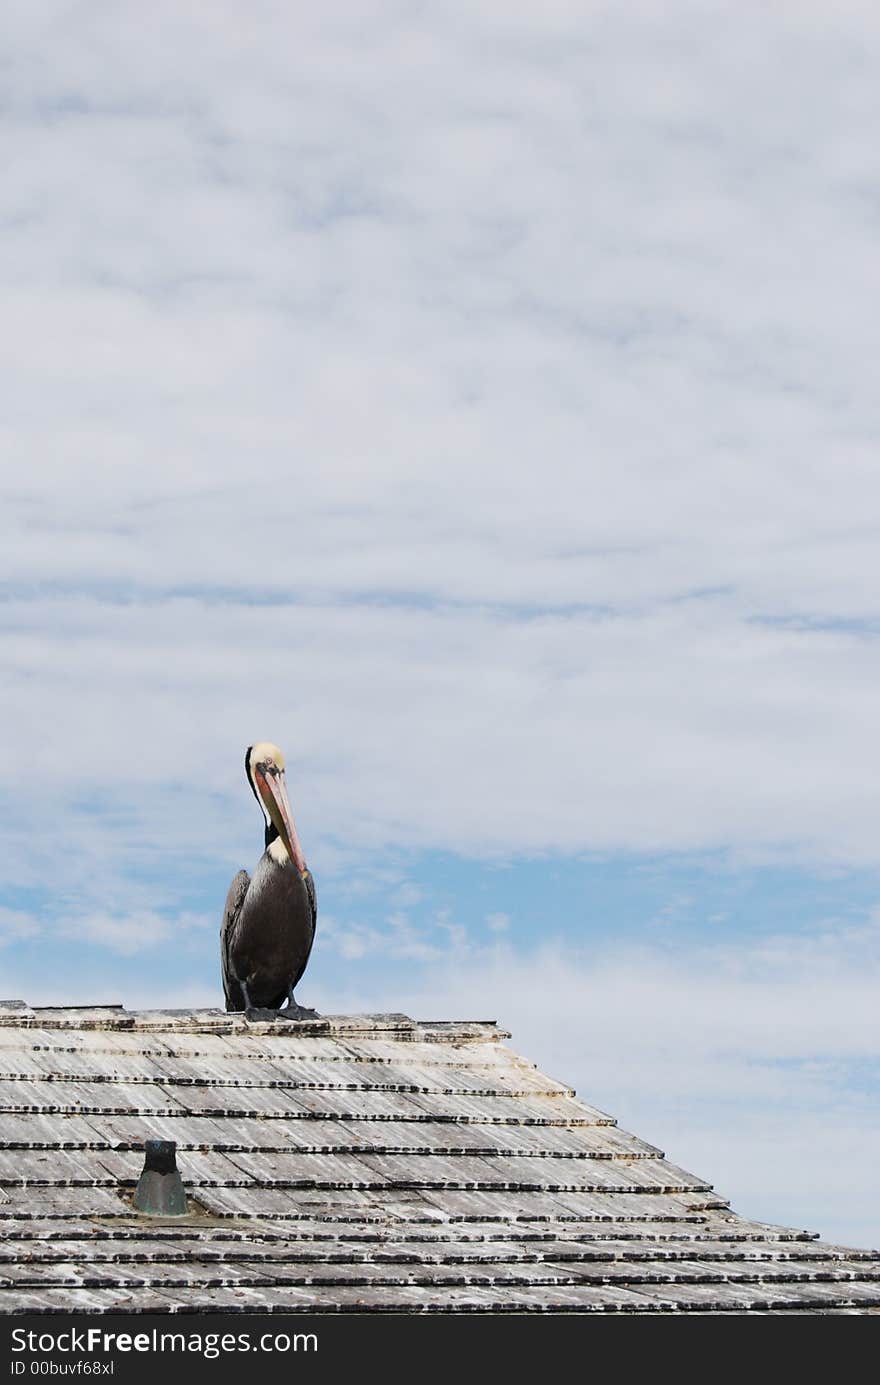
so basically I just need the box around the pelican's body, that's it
[220,742,318,1018]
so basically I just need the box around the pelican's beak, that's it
[256,768,307,873]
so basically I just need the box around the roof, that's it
[0,1000,877,1315]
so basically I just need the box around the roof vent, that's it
[132,1140,188,1217]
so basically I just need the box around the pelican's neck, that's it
[267,835,291,867]
[266,835,308,876]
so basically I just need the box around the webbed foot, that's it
[280,1000,320,1021]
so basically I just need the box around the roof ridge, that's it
[0,1002,510,1041]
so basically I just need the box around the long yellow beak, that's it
[256,768,307,874]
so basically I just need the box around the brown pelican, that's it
[220,742,318,1019]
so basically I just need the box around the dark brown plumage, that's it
[220,742,318,1018]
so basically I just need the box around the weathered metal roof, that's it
[0,1000,877,1314]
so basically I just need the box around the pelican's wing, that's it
[289,867,318,992]
[303,867,318,932]
[220,869,251,1011]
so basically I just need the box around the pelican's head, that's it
[245,741,307,872]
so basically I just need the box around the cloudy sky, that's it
[2,1,879,1249]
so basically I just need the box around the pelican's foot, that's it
[244,1007,284,1023]
[280,999,321,1021]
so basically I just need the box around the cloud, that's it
[56,909,212,956]
[4,0,880,871]
[5,595,880,882]
[486,911,510,932]
[0,908,40,947]
[319,906,467,965]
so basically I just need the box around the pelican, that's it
[220,742,318,1019]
